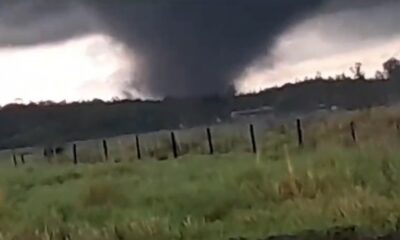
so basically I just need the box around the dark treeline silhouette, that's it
[1,59,400,150]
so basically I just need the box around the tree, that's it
[315,71,322,80]
[383,58,400,78]
[375,71,385,80]
[350,62,365,80]
[335,73,347,81]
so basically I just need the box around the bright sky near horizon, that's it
[235,2,400,93]
[0,34,135,105]
[235,35,400,94]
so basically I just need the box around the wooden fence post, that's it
[206,128,214,155]
[135,135,141,160]
[20,154,25,165]
[102,139,109,161]
[73,143,78,164]
[170,132,178,158]
[296,118,304,147]
[350,121,357,144]
[12,152,17,167]
[249,124,257,154]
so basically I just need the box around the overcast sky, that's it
[0,0,398,104]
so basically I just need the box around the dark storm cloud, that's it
[0,0,101,46]
[1,0,379,98]
[88,0,327,97]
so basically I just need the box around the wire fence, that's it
[2,107,398,167]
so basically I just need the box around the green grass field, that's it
[1,107,400,239]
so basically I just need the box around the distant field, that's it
[0,106,400,239]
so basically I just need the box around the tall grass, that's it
[0,107,399,238]
[0,145,399,239]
